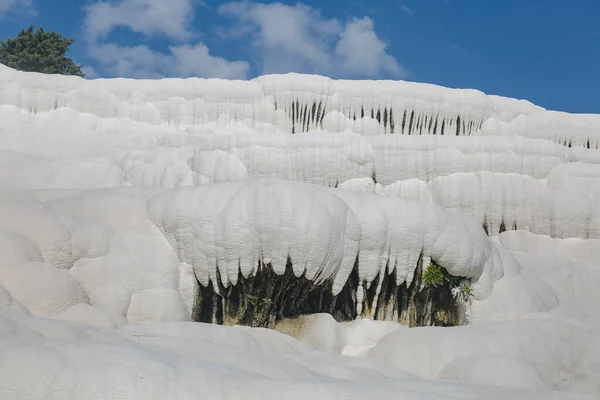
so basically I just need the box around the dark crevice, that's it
[482,215,490,236]
[192,254,461,329]
[316,101,323,126]
[291,101,296,133]
[302,104,308,132]
[383,108,388,129]
[192,259,358,328]
[362,254,461,327]
[319,104,327,127]
[408,110,415,135]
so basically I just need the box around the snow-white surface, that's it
[482,111,600,149]
[1,65,600,398]
[0,64,542,133]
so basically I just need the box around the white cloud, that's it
[400,4,414,16]
[169,44,250,79]
[0,0,35,16]
[82,0,405,80]
[84,0,197,41]
[219,2,341,74]
[88,42,249,79]
[218,1,406,78]
[335,17,407,78]
[83,0,249,79]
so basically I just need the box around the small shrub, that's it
[424,261,474,304]
[247,294,272,306]
[423,262,446,287]
[452,284,474,304]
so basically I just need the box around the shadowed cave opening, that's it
[192,254,462,329]
[192,259,359,328]
[362,254,461,327]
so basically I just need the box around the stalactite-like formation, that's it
[193,257,462,329]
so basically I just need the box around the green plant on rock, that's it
[424,261,474,304]
[452,284,474,305]
[247,294,273,307]
[423,262,446,287]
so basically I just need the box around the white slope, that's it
[0,65,599,398]
[482,111,600,149]
[0,64,541,133]
[0,314,593,400]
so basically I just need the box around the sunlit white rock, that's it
[0,65,599,399]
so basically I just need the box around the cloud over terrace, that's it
[0,0,35,17]
[82,0,406,80]
[83,0,250,79]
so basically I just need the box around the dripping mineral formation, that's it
[0,64,599,398]
[148,179,490,327]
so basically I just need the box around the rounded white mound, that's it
[1,66,600,399]
[439,355,549,390]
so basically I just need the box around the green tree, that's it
[0,26,85,77]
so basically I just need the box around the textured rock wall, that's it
[193,256,462,328]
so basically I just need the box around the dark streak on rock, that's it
[193,255,461,329]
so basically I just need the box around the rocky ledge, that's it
[192,254,467,329]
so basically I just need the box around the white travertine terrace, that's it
[0,64,541,133]
[0,65,600,398]
[147,178,500,297]
[482,111,600,149]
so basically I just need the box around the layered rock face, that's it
[193,260,359,328]
[192,255,463,328]
[0,65,593,330]
[2,66,600,398]
[146,178,497,328]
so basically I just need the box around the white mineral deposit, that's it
[0,64,599,399]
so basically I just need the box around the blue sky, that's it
[1,0,599,114]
